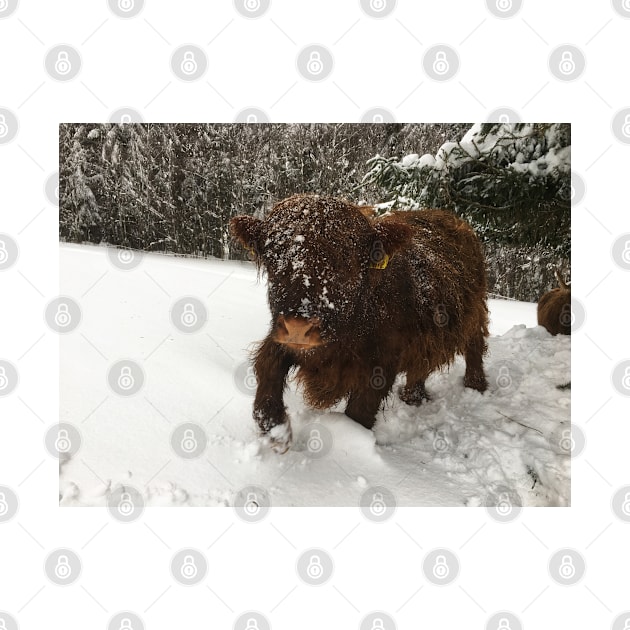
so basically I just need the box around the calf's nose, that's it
[274,315,323,348]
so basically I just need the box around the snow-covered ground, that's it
[60,243,570,508]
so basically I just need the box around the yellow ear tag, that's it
[369,253,390,269]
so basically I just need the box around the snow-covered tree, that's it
[362,123,570,300]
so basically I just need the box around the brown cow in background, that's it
[231,194,489,452]
[537,269,571,335]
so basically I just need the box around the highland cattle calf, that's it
[230,194,489,452]
[537,270,571,335]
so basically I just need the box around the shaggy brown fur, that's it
[230,194,489,451]
[537,270,571,335]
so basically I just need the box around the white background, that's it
[0,0,629,628]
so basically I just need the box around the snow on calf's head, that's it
[230,194,412,346]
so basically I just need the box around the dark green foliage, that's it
[362,123,570,300]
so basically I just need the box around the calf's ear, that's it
[230,215,263,255]
[369,220,413,267]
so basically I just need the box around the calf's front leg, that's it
[253,336,294,452]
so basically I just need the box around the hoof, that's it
[464,374,488,393]
[266,422,293,454]
[399,384,431,406]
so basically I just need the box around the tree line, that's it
[59,122,569,301]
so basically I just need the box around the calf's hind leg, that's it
[400,358,431,406]
[463,331,488,392]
